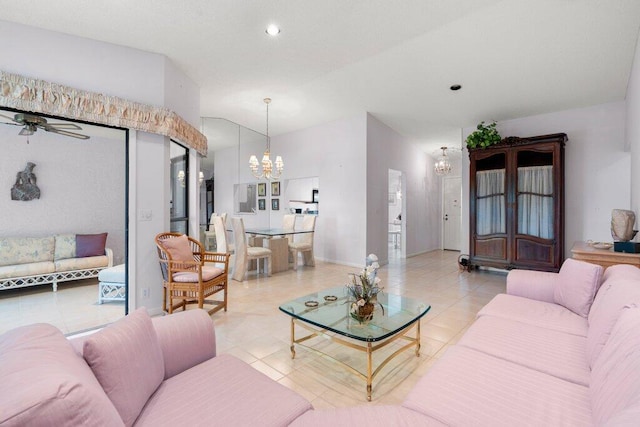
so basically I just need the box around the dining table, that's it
[234,227,313,273]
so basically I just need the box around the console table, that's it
[571,241,640,270]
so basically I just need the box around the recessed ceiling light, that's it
[266,25,281,36]
[450,84,462,91]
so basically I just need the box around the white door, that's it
[443,176,461,250]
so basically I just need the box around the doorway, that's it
[388,169,404,260]
[0,107,128,335]
[442,176,461,251]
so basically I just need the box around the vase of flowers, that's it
[346,257,383,324]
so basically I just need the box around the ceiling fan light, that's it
[19,126,35,136]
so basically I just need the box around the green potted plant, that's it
[466,121,502,149]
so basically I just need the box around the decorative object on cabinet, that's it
[312,189,319,203]
[465,121,501,149]
[271,181,281,196]
[469,133,566,272]
[610,209,638,242]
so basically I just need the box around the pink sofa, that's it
[0,308,312,426]
[294,259,640,426]
[2,259,640,426]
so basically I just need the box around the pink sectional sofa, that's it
[2,259,640,426]
[0,308,312,426]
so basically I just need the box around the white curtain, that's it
[476,169,505,235]
[517,166,553,239]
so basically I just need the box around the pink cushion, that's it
[554,258,603,317]
[590,306,640,425]
[76,232,108,257]
[161,235,194,262]
[478,294,589,336]
[586,278,640,368]
[0,323,122,426]
[172,266,224,283]
[84,308,165,426]
[134,354,312,426]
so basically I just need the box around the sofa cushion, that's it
[477,294,589,336]
[554,258,603,317]
[590,306,640,425]
[0,323,123,426]
[290,405,444,426]
[403,346,592,427]
[173,266,224,282]
[55,255,109,272]
[161,234,194,262]
[586,278,640,368]
[457,315,590,386]
[54,233,76,260]
[134,354,312,427]
[0,236,55,266]
[76,232,108,258]
[0,261,55,280]
[83,308,164,427]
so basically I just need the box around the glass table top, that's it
[244,228,313,237]
[279,286,430,342]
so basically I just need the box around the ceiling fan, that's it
[0,112,90,140]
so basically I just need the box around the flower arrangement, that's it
[346,257,384,322]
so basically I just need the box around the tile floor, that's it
[0,249,506,408]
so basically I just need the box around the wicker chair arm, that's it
[203,252,230,264]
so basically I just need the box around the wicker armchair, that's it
[155,232,230,315]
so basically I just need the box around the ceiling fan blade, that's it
[0,113,18,123]
[43,122,83,130]
[44,127,90,140]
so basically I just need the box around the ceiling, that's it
[1,0,639,155]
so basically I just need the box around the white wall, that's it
[214,114,368,266]
[0,127,126,264]
[366,114,439,264]
[2,21,201,314]
[461,101,629,260]
[627,30,640,218]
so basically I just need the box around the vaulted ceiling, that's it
[1,0,639,154]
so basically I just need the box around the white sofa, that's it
[0,234,113,292]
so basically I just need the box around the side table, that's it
[571,241,640,270]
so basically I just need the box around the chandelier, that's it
[249,98,283,180]
[434,146,452,176]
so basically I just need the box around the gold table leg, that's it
[290,318,296,359]
[366,342,373,401]
[416,319,421,356]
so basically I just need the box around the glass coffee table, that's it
[279,286,430,401]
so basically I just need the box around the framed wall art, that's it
[271,198,280,210]
[258,198,266,210]
[271,181,281,197]
[257,182,266,197]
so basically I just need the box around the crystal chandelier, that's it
[249,98,283,180]
[434,146,452,176]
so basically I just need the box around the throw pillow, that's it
[83,308,164,427]
[161,234,194,262]
[76,232,108,258]
[554,258,603,317]
[0,323,122,425]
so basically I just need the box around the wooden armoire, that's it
[468,133,566,272]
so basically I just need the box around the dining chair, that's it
[155,232,230,315]
[289,215,316,270]
[212,216,229,253]
[231,217,272,281]
[218,213,234,253]
[203,213,218,251]
[282,214,297,248]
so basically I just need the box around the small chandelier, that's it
[249,98,283,180]
[434,146,452,176]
